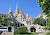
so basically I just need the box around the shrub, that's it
[47,32,50,35]
[32,16,46,26]
[14,26,28,34]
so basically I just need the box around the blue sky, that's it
[0,0,42,19]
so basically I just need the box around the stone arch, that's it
[30,26,36,32]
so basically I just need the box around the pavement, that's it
[36,30,50,35]
[1,32,13,35]
[1,30,14,35]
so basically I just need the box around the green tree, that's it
[0,16,2,22]
[14,26,28,34]
[47,18,50,29]
[32,17,46,26]
[8,22,14,26]
[37,0,50,29]
[2,17,8,26]
[37,0,50,14]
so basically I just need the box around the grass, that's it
[47,32,50,35]
[14,32,39,35]
[14,34,35,35]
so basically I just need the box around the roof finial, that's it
[16,2,18,9]
[9,7,12,12]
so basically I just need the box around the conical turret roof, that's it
[19,10,24,14]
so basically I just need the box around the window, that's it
[21,15,22,21]
[18,24,19,27]
[2,15,3,17]
[39,27,41,29]
[21,24,22,26]
[23,24,24,26]
[21,15,22,18]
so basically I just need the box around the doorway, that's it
[30,27,36,32]
[8,27,11,32]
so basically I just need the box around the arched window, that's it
[21,15,22,21]
[21,15,22,18]
[39,27,41,29]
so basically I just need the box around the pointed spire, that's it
[8,7,13,16]
[16,2,18,9]
[15,2,19,15]
[9,7,12,12]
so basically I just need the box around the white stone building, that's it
[0,3,46,33]
[14,4,45,33]
[35,13,47,19]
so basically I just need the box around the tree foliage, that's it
[47,18,50,28]
[32,17,46,26]
[8,22,14,26]
[14,26,28,34]
[37,0,50,14]
[2,17,8,26]
[37,0,50,29]
[0,16,14,26]
[0,16,2,22]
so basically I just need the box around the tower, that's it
[15,3,19,15]
[8,8,13,16]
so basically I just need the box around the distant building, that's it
[35,13,47,19]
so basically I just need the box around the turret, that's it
[8,8,13,17]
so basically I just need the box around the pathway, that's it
[36,30,50,35]
[1,30,14,35]
[1,32,13,35]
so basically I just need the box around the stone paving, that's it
[1,32,13,35]
[36,30,50,35]
[1,30,14,35]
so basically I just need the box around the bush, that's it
[14,26,28,34]
[8,22,14,26]
[32,16,46,26]
[47,32,50,35]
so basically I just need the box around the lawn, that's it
[47,32,50,35]
[14,32,39,35]
[15,33,39,35]
[14,34,35,35]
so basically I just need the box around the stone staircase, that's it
[1,32,13,35]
